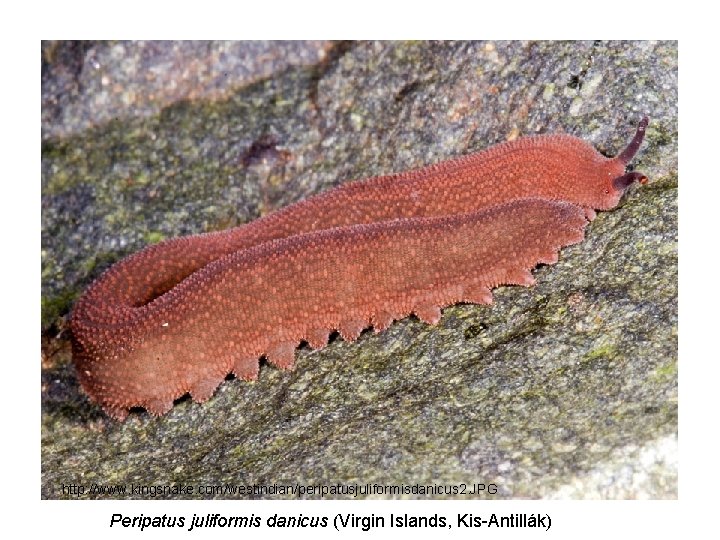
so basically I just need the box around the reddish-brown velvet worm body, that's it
[70,118,649,420]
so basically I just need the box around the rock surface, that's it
[41,40,677,499]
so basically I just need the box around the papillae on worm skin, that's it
[70,118,649,420]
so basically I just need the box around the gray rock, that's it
[41,40,677,499]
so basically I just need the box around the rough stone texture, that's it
[41,40,332,139]
[41,40,677,499]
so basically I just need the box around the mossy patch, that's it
[143,231,166,245]
[41,288,79,329]
[582,344,618,364]
[652,360,678,383]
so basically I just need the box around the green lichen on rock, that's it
[41,288,79,330]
